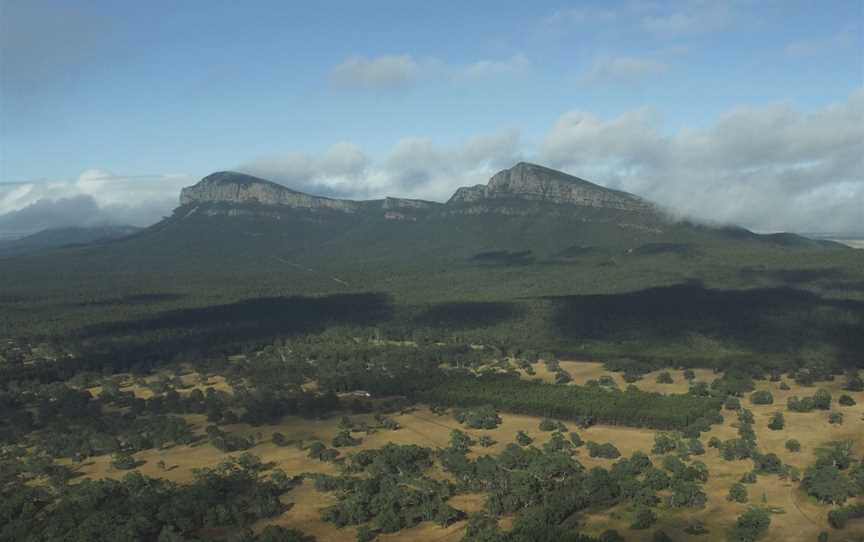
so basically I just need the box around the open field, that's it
[61,361,864,541]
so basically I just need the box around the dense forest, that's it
[1,198,863,380]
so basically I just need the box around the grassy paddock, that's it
[62,363,864,541]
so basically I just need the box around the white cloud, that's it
[330,53,530,89]
[331,55,419,90]
[0,170,192,234]
[454,54,530,80]
[239,128,524,202]
[239,142,370,197]
[578,55,669,84]
[540,88,864,232]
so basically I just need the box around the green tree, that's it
[111,451,137,470]
[727,483,748,503]
[631,507,657,529]
[725,396,741,410]
[768,412,784,430]
[729,507,771,541]
[750,390,773,405]
[838,394,856,406]
[356,525,375,542]
[813,389,832,410]
[449,429,476,453]
[538,418,556,431]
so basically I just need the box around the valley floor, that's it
[60,361,864,542]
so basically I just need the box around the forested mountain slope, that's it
[0,163,861,375]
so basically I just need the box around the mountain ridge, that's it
[178,162,655,218]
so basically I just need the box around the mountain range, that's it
[165,161,840,255]
[2,162,861,371]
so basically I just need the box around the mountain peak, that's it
[447,162,653,212]
[179,171,361,212]
[198,171,294,190]
[179,162,655,216]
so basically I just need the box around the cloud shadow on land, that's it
[739,266,849,285]
[739,266,864,293]
[413,301,526,330]
[78,293,394,367]
[544,283,864,365]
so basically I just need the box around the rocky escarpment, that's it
[180,172,363,213]
[178,172,442,220]
[448,162,654,212]
[178,163,656,220]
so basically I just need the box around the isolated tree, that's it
[728,483,748,503]
[656,372,674,384]
[754,453,783,474]
[111,451,137,470]
[729,508,771,541]
[768,412,785,430]
[538,418,556,432]
[843,373,864,392]
[332,430,361,448]
[813,389,832,410]
[750,390,774,405]
[785,439,801,452]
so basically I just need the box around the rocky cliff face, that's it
[180,172,363,213]
[178,172,444,220]
[178,164,655,219]
[447,162,653,212]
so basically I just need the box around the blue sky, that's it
[1,0,862,233]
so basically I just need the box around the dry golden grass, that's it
[85,371,233,401]
[66,364,864,541]
[569,365,864,541]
